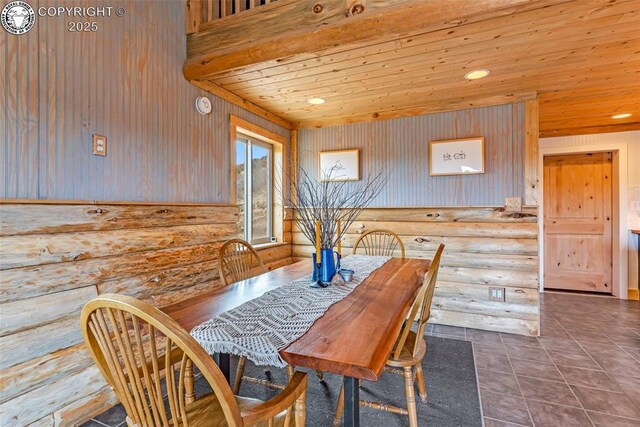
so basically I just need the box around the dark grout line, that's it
[498,332,537,427]
[483,416,531,427]
[545,309,598,426]
[469,338,486,424]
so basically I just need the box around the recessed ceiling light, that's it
[611,113,632,119]
[464,69,491,80]
[307,97,326,105]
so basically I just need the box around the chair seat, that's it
[180,392,288,427]
[386,330,426,368]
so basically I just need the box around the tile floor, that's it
[444,292,640,427]
[82,292,640,426]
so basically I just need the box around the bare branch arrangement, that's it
[287,165,387,250]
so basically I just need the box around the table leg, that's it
[343,376,360,427]
[214,353,231,384]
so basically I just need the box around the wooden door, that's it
[544,152,612,293]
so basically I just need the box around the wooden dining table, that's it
[163,256,430,427]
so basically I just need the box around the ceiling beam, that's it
[183,0,567,81]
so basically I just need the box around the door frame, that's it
[538,142,629,299]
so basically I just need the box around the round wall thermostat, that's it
[195,96,212,115]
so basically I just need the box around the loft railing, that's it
[186,0,278,33]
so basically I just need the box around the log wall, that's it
[0,201,293,426]
[291,206,539,336]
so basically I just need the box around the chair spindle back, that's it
[219,239,266,286]
[393,244,445,359]
[353,229,405,258]
[81,294,244,427]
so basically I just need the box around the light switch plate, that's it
[93,134,107,156]
[489,287,506,302]
[505,196,522,212]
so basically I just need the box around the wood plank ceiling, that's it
[186,0,640,135]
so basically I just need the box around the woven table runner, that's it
[190,255,391,367]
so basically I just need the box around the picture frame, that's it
[319,149,360,182]
[429,137,485,176]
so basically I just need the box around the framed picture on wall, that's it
[429,137,485,176]
[319,149,360,181]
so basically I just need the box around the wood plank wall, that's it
[297,103,525,206]
[0,0,289,202]
[0,201,293,426]
[291,207,539,336]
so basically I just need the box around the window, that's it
[236,134,273,244]
[230,115,285,245]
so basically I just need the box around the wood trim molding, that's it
[629,288,639,301]
[229,116,287,242]
[524,98,540,206]
[540,122,640,138]
[538,140,630,300]
[230,115,287,144]
[229,121,238,205]
[0,199,236,207]
[289,129,298,206]
[191,80,292,130]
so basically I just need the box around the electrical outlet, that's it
[631,201,640,211]
[505,196,522,212]
[489,287,506,302]
[93,134,107,156]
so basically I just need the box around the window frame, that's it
[229,115,286,245]
[236,135,273,244]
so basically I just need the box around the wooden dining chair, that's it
[219,238,267,286]
[352,229,405,258]
[219,239,284,394]
[334,244,445,427]
[81,294,308,427]
[219,238,326,391]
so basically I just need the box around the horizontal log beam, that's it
[0,204,239,237]
[0,223,236,270]
[0,366,107,425]
[0,198,235,207]
[0,241,227,303]
[430,309,539,336]
[0,317,84,370]
[432,295,538,319]
[294,220,539,238]
[342,206,538,223]
[0,344,93,405]
[435,281,539,305]
[183,0,550,80]
[292,234,539,256]
[0,286,97,337]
